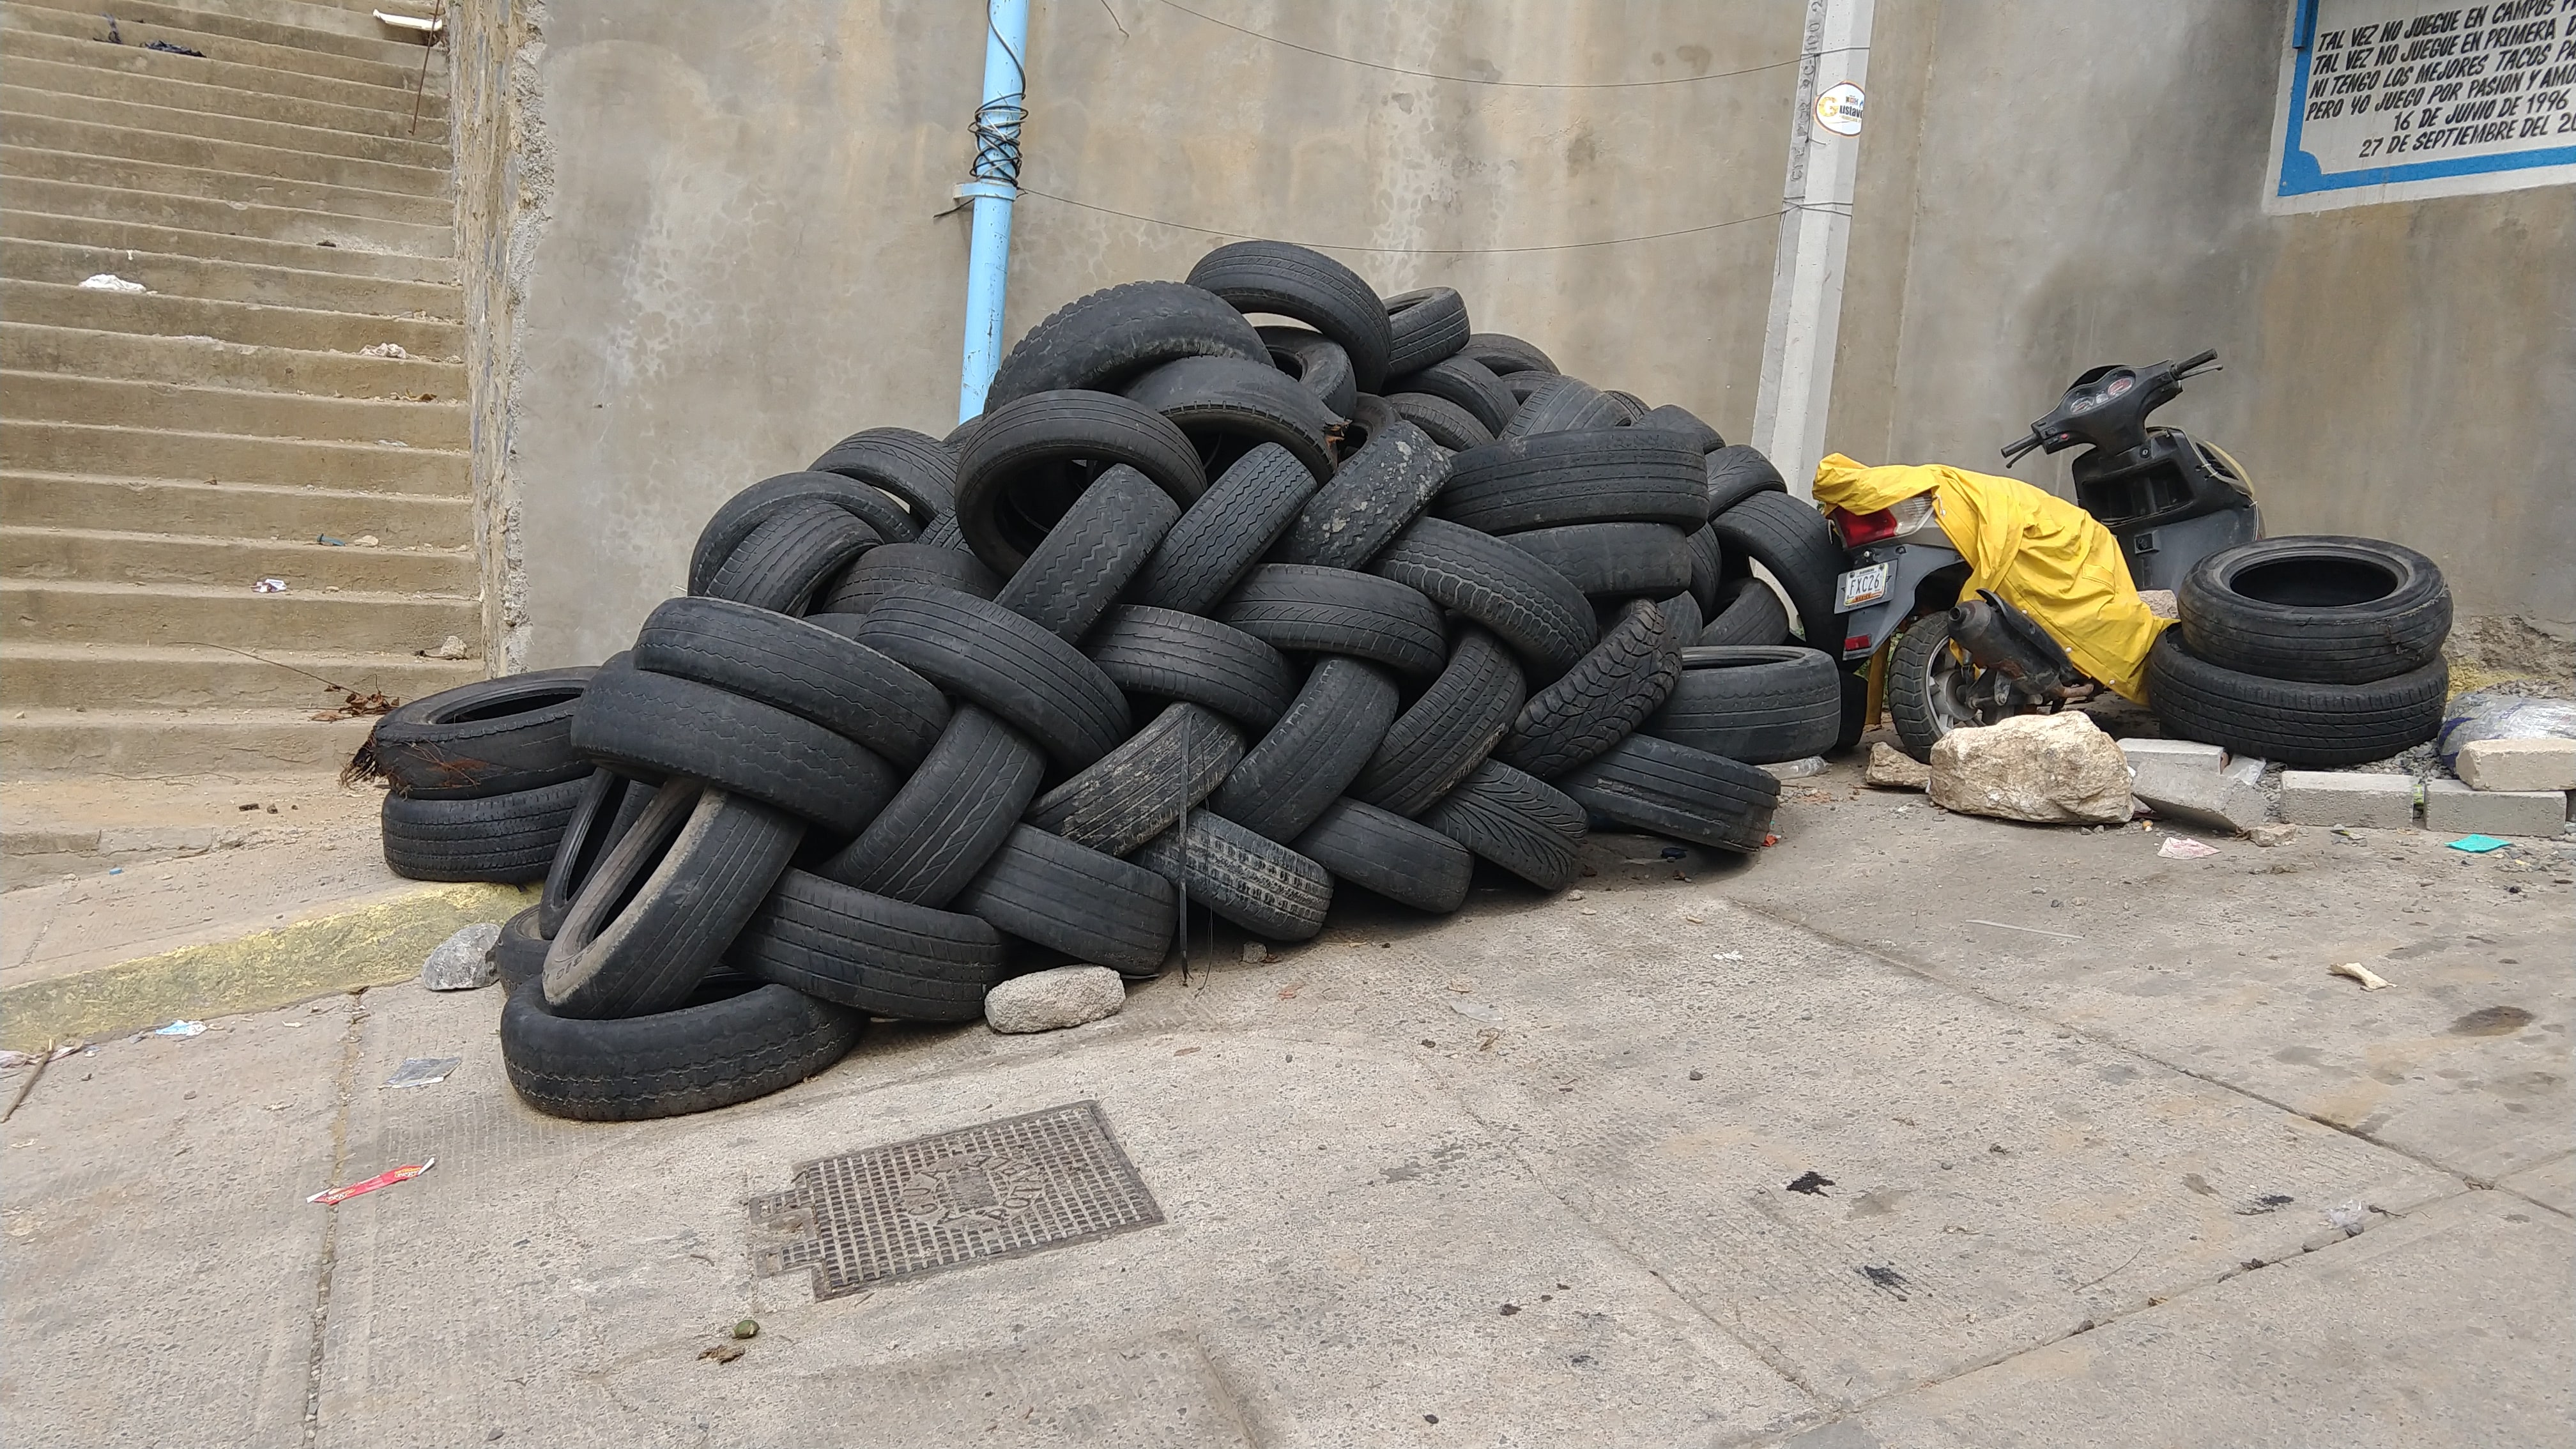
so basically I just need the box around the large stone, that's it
[984,965,1126,1034]
[419,922,502,992]
[1927,712,2132,824]
[1864,741,1929,790]
[2455,737,2576,793]
[2422,779,2568,838]
[2121,737,2271,832]
[2278,770,2416,829]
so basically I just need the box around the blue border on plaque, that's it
[2278,26,2576,196]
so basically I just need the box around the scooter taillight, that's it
[1831,507,1899,546]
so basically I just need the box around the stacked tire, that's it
[2148,536,2451,766]
[370,669,599,885]
[381,240,1812,1122]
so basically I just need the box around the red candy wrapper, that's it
[309,1157,434,1206]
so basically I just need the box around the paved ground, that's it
[3,751,2569,1447]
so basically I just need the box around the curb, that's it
[1,881,536,1051]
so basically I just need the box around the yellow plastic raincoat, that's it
[1811,454,2173,703]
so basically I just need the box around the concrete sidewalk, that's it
[3,756,2568,1446]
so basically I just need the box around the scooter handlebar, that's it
[2000,431,2043,463]
[2175,348,2218,375]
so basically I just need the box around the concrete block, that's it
[2128,741,2270,831]
[2455,737,2576,793]
[2422,780,2569,838]
[2278,771,2416,829]
[2117,738,2226,771]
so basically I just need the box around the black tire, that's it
[1367,516,1596,680]
[1559,733,1781,854]
[730,870,1004,1022]
[1294,798,1473,914]
[953,389,1208,576]
[815,706,1045,908]
[1503,375,1629,437]
[1602,389,1651,424]
[1351,628,1525,816]
[1388,355,1515,435]
[1461,331,1555,376]
[2145,633,2449,767]
[1384,391,1495,452]
[916,510,970,553]
[991,463,1181,643]
[1644,645,1843,764]
[1084,606,1300,732]
[538,770,656,937]
[1209,656,1400,843]
[501,973,862,1122]
[1123,354,1338,481]
[1702,445,1786,518]
[1026,702,1243,856]
[1421,760,1585,890]
[1268,419,1452,570]
[1132,812,1332,942]
[1700,576,1791,647]
[1125,443,1319,615]
[1504,372,1554,404]
[1655,590,1703,647]
[1505,521,1694,599]
[1259,326,1359,417]
[1492,598,1683,779]
[986,279,1268,408]
[381,774,590,884]
[2176,536,2451,684]
[701,501,881,615]
[1439,430,1708,533]
[811,540,1000,617]
[808,426,956,524]
[571,660,898,834]
[853,585,1132,769]
[632,597,949,767]
[367,667,595,801]
[1638,404,1724,452]
[1384,287,1471,376]
[496,906,548,995]
[542,783,804,1019]
[1188,240,1393,392]
[1708,489,1840,651]
[953,825,1176,976]
[1219,564,1448,678]
[688,471,918,595]
[1687,525,1726,612]
[1885,610,1968,763]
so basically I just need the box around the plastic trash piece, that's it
[309,1158,434,1206]
[2444,834,2511,854]
[79,273,148,293]
[253,578,287,593]
[144,38,206,56]
[2158,836,2220,859]
[318,535,348,546]
[2328,962,2391,991]
[2439,689,2576,766]
[383,1057,461,1089]
[152,1020,207,1038]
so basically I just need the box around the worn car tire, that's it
[953,825,1177,976]
[2176,536,2451,684]
[1440,430,1708,533]
[1560,733,1780,853]
[1421,759,1585,890]
[1188,240,1393,392]
[1123,353,1339,481]
[1268,419,1451,570]
[571,660,898,834]
[1462,331,1556,377]
[953,389,1208,576]
[1207,656,1399,844]
[688,471,917,595]
[1124,443,1319,615]
[1350,629,1525,816]
[1219,564,1448,678]
[991,463,1182,643]
[812,540,1000,617]
[1491,599,1684,779]
[1700,576,1791,647]
[2145,633,2448,767]
[1384,390,1495,452]
[700,501,882,615]
[807,426,956,524]
[537,770,656,937]
[1259,326,1359,417]
[985,279,1268,408]
[1502,374,1629,438]
[368,667,595,801]
[1085,606,1299,732]
[1367,516,1595,680]
[1294,798,1473,914]
[1709,489,1841,651]
[1638,404,1724,453]
[633,597,949,767]
[381,774,590,884]
[730,870,1005,1022]
[501,973,861,1122]
[1505,521,1695,599]
[495,906,549,995]
[1383,287,1471,375]
[813,707,1046,908]
[1388,355,1515,435]
[1644,645,1843,764]
[854,585,1132,769]
[1133,811,1332,942]
[1702,445,1786,518]
[1026,702,1244,857]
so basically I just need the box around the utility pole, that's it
[1752,0,1874,500]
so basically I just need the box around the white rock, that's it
[420,923,502,991]
[1864,742,1929,790]
[1928,712,2133,825]
[984,965,1125,1034]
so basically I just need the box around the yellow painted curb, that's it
[1,882,537,1051]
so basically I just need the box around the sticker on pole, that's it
[1815,82,1866,137]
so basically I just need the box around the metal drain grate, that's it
[748,1100,1162,1300]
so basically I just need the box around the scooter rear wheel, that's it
[1887,612,2012,762]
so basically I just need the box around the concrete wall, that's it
[1830,0,2576,625]
[479,1,1805,668]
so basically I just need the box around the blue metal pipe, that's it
[956,0,1029,424]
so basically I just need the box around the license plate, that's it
[1835,563,1891,610]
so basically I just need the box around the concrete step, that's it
[4,144,451,229]
[1,420,468,493]
[1,52,436,141]
[4,371,463,449]
[0,705,382,776]
[1,172,452,257]
[0,238,457,321]
[1,471,471,546]
[2,525,476,593]
[3,210,457,286]
[0,280,460,356]
[1,25,448,122]
[0,641,481,711]
[1,321,462,399]
[1,1,450,93]
[4,578,480,652]
[12,0,438,66]
[3,83,450,169]
[3,111,451,200]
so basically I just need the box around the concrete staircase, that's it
[1,0,480,779]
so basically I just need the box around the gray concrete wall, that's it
[1830,0,2576,626]
[482,1,1805,668]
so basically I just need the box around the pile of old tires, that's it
[374,240,1859,1121]
[2148,535,2451,765]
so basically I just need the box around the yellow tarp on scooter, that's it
[1811,453,2174,703]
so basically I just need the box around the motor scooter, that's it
[1828,349,2262,759]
